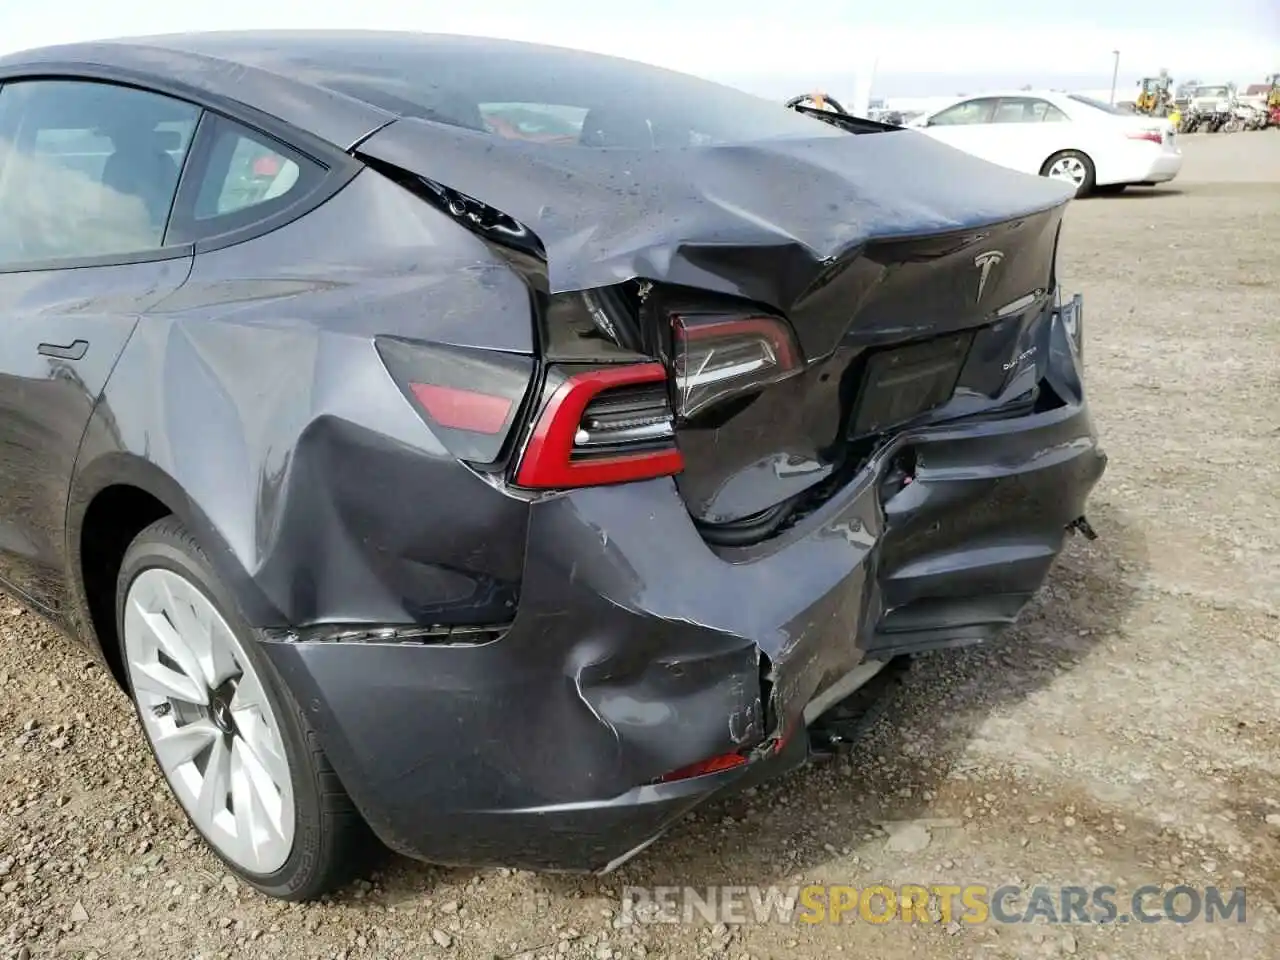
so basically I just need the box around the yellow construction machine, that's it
[1135,71,1175,118]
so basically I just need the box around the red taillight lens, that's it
[1126,129,1164,144]
[515,363,684,489]
[670,310,803,418]
[409,383,512,435]
[657,751,748,783]
[376,337,533,464]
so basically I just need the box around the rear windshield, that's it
[1066,93,1131,116]
[269,39,849,149]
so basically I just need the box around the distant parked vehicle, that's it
[1236,102,1269,131]
[1179,105,1207,134]
[907,89,1182,197]
[1187,84,1238,132]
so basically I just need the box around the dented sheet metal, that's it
[24,30,1109,879]
[258,324,1105,870]
[357,119,1075,310]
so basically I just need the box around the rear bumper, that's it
[1106,146,1183,185]
[261,304,1106,872]
[1140,151,1183,183]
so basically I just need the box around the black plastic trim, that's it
[36,339,89,360]
[0,243,196,276]
[165,111,343,251]
[262,622,512,647]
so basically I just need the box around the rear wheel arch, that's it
[115,516,370,899]
[1039,148,1097,197]
[67,458,276,689]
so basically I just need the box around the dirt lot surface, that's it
[2,132,1279,960]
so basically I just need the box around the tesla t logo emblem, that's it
[973,251,1004,303]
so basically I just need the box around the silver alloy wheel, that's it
[1048,155,1088,186]
[123,568,295,874]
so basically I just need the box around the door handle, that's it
[37,339,89,360]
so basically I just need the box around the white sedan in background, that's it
[906,90,1183,197]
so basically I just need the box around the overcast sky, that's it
[2,0,1277,99]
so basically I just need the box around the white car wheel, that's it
[1040,150,1097,198]
[117,517,366,900]
[124,566,296,874]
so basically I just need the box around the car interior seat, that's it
[100,129,182,233]
[261,159,301,202]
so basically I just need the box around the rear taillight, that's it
[514,363,683,489]
[375,337,533,464]
[1126,129,1164,144]
[657,751,748,784]
[669,310,803,419]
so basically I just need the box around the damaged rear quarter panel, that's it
[68,169,535,629]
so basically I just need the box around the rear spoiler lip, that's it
[787,104,904,134]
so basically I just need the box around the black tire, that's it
[1039,149,1097,198]
[116,516,367,900]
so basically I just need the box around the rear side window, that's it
[195,122,306,217]
[0,80,199,266]
[1037,101,1070,123]
[929,98,998,126]
[992,98,1072,123]
[167,113,325,244]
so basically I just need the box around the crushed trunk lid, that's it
[357,121,1076,526]
[355,119,1074,312]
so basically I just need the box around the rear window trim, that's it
[164,109,346,252]
[0,242,196,277]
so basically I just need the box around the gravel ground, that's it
[2,131,1279,960]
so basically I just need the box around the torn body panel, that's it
[66,170,536,638]
[355,120,1074,318]
[359,122,1075,528]
[253,298,1103,872]
[58,109,1103,874]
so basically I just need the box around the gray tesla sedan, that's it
[0,30,1105,899]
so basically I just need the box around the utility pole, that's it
[1110,50,1121,104]
[853,55,878,119]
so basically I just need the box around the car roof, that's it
[932,89,1072,105]
[922,89,1135,121]
[0,30,614,150]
